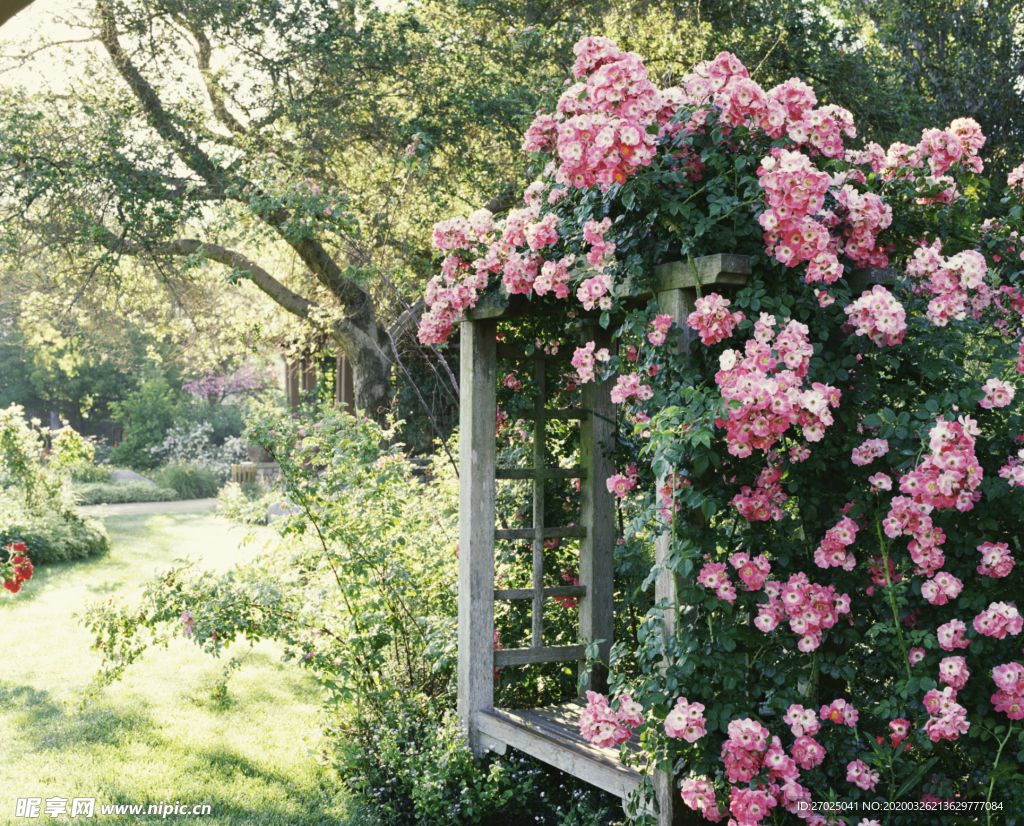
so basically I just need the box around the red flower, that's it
[3,579,21,594]
[11,556,32,583]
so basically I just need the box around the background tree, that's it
[605,0,1023,182]
[3,0,1019,428]
[0,0,606,421]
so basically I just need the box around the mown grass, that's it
[0,512,365,825]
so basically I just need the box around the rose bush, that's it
[1,541,34,595]
[420,36,1024,825]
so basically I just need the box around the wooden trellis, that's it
[457,254,752,824]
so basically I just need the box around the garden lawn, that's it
[0,513,363,826]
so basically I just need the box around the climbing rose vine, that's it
[421,35,1024,824]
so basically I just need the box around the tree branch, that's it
[177,18,249,138]
[95,0,226,195]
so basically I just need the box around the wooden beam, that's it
[616,254,752,302]
[497,344,571,362]
[286,358,300,408]
[651,254,751,291]
[335,352,354,409]
[494,585,588,600]
[466,255,753,321]
[496,467,586,480]
[521,408,585,421]
[458,318,498,758]
[849,266,898,295]
[649,270,749,826]
[494,643,587,667]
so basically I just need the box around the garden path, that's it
[76,498,218,517]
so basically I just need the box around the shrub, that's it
[0,404,65,513]
[1,412,107,565]
[0,495,108,564]
[151,462,221,499]
[80,408,626,823]
[69,463,115,484]
[216,481,275,525]
[83,407,459,701]
[149,421,248,481]
[73,482,179,506]
[331,693,623,826]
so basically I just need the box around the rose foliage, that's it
[419,37,1024,825]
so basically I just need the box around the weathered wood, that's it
[654,771,702,826]
[495,526,587,541]
[532,358,547,648]
[649,278,751,826]
[651,287,697,650]
[494,643,588,666]
[464,285,527,321]
[615,254,752,303]
[652,254,752,292]
[495,585,588,600]
[458,318,498,758]
[849,266,898,296]
[578,322,616,695]
[476,707,644,803]
[467,255,752,321]
[502,701,641,757]
[495,467,586,480]
[459,257,752,812]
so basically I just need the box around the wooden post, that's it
[302,354,317,396]
[646,256,749,826]
[458,318,497,758]
[336,352,355,410]
[286,359,300,409]
[652,286,698,661]
[578,322,616,696]
[532,358,547,649]
[650,286,700,826]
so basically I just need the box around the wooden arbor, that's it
[456,254,751,823]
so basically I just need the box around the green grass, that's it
[0,513,366,825]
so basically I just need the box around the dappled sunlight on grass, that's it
[0,513,360,825]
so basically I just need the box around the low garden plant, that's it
[0,405,108,563]
[217,481,277,526]
[332,692,623,826]
[418,35,1024,825]
[152,461,223,499]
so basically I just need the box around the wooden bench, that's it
[477,701,645,802]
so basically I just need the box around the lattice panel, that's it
[493,345,589,667]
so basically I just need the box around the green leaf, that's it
[894,757,939,799]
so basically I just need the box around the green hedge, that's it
[72,482,180,506]
[0,509,108,564]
